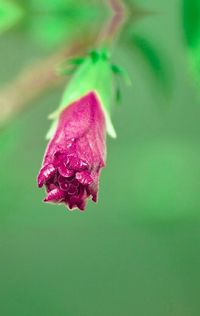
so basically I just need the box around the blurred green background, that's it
[0,0,200,315]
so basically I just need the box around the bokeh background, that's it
[0,0,200,315]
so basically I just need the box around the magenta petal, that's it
[88,174,99,202]
[68,185,78,195]
[37,164,56,188]
[92,194,97,202]
[37,91,106,211]
[68,197,86,211]
[46,183,57,193]
[68,156,88,171]
[58,163,74,178]
[78,200,87,211]
[76,171,93,185]
[68,189,87,211]
[59,180,69,192]
[44,188,65,203]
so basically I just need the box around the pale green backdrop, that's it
[0,0,200,315]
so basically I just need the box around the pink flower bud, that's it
[37,91,106,211]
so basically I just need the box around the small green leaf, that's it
[90,50,100,63]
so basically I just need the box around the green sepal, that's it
[111,64,131,106]
[115,79,122,105]
[68,57,85,65]
[56,56,86,76]
[111,64,132,86]
[56,66,76,77]
[47,49,117,139]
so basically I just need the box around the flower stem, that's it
[98,0,127,47]
[0,37,94,127]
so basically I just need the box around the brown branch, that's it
[98,0,126,44]
[0,37,94,127]
[0,1,128,127]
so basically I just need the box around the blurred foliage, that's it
[183,0,200,48]
[183,0,200,81]
[1,1,200,316]
[0,0,105,47]
[26,0,103,47]
[131,34,171,94]
[0,0,23,34]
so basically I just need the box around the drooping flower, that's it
[37,91,106,210]
[37,49,123,211]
